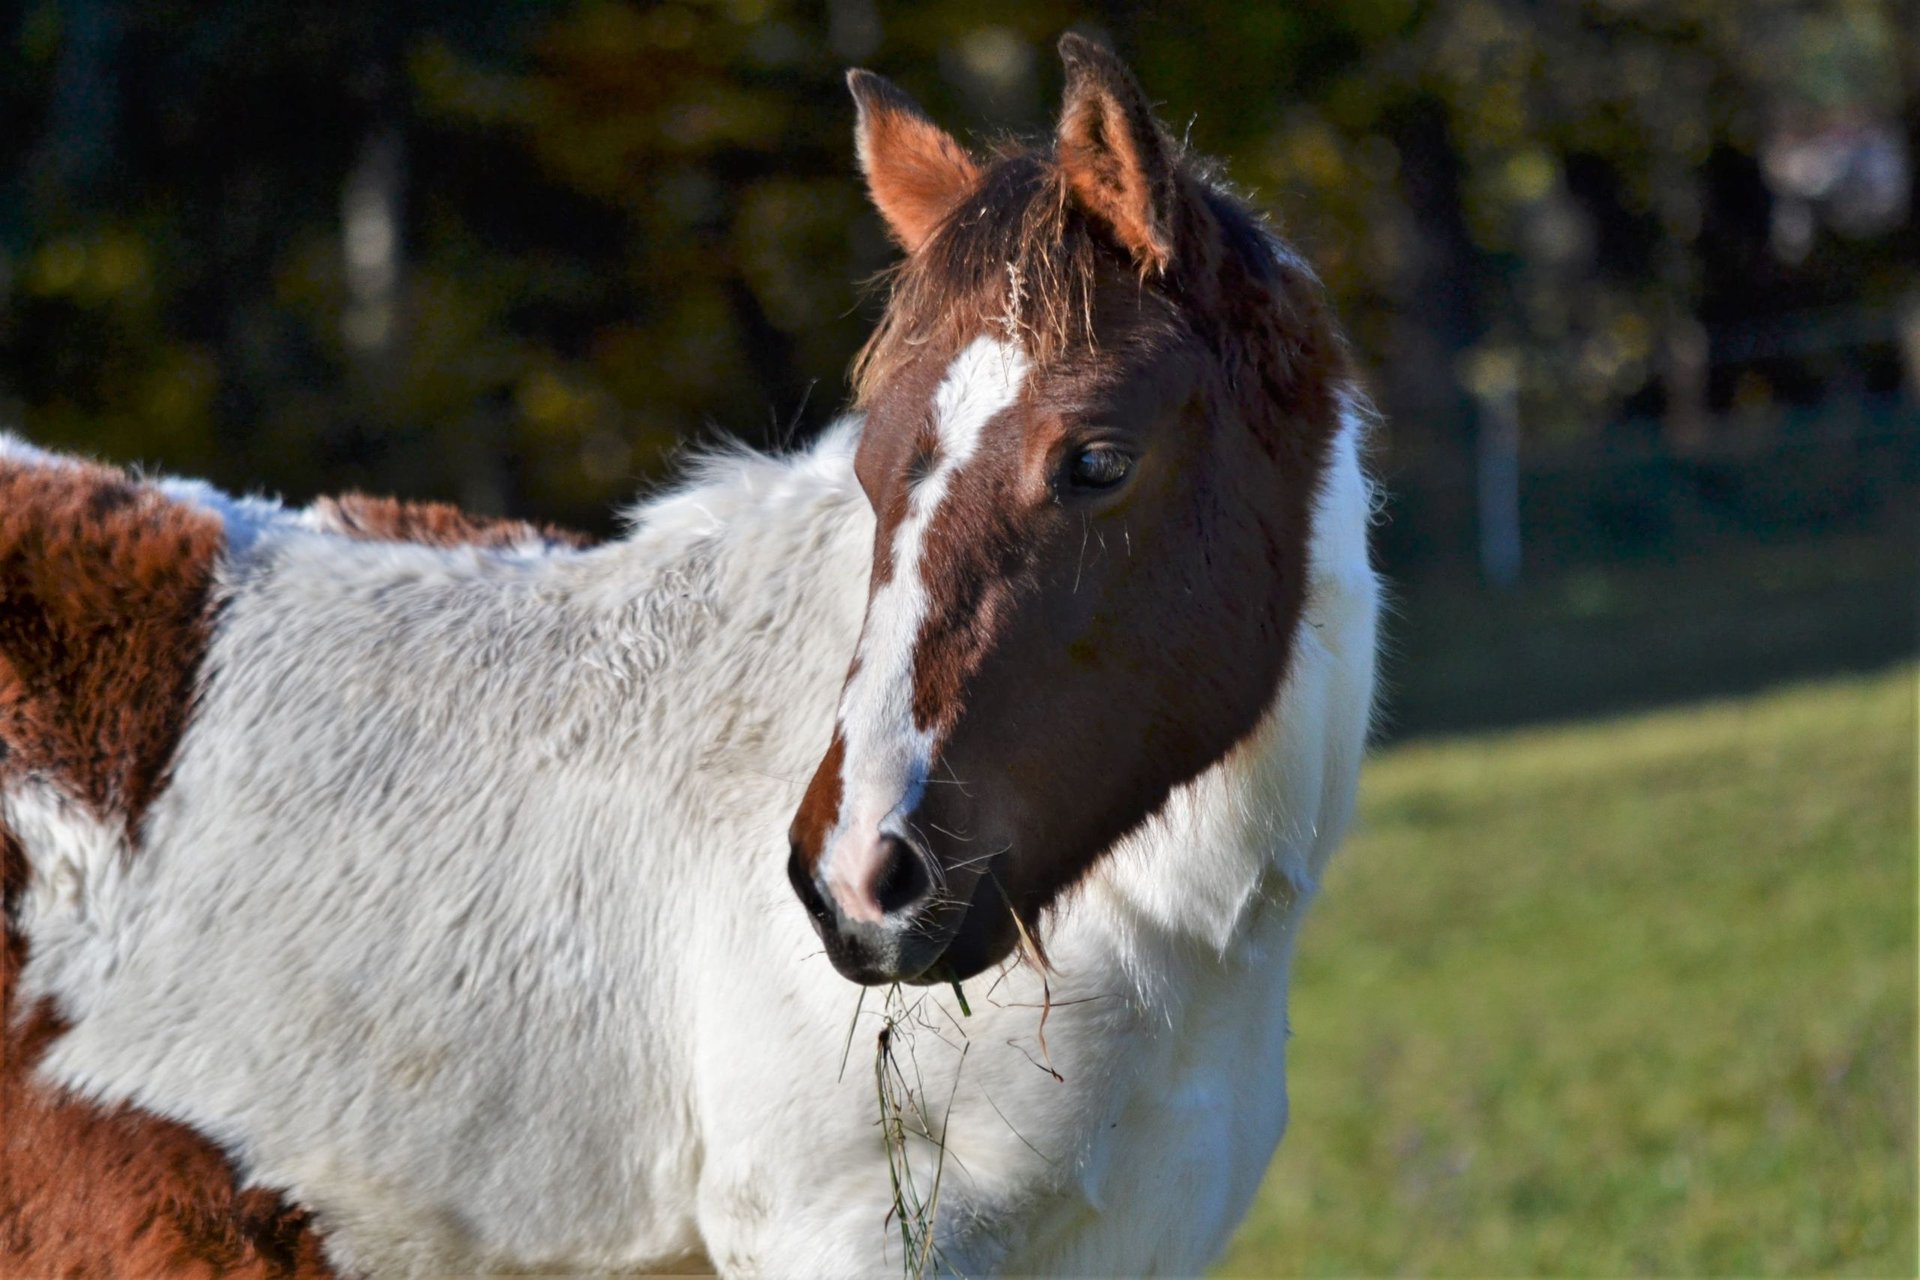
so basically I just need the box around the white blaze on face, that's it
[822,335,1029,923]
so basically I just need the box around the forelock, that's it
[851,136,1302,404]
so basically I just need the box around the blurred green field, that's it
[1219,667,1917,1277]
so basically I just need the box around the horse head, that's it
[789,36,1349,985]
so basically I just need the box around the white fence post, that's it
[1469,353,1523,589]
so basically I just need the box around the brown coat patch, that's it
[0,453,224,830]
[309,491,593,551]
[0,449,335,1278]
[1,1009,335,1279]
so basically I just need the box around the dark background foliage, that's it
[2,0,1913,733]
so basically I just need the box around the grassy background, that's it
[1218,667,1917,1277]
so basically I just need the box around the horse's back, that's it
[0,438,606,1278]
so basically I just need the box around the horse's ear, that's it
[847,69,980,254]
[1055,34,1178,274]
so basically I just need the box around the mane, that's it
[618,417,863,543]
[851,143,1298,403]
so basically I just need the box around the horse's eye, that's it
[1067,446,1132,492]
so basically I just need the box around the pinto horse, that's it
[1,37,1378,1278]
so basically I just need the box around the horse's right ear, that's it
[847,69,980,254]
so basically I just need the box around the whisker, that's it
[942,848,1002,873]
[943,759,972,790]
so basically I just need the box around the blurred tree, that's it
[0,0,1910,534]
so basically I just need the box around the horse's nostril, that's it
[872,834,933,917]
[787,845,835,927]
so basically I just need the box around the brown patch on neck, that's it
[1,448,335,1277]
[309,492,593,551]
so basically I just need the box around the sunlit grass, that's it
[1219,667,1917,1277]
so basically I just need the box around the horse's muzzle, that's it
[787,834,970,985]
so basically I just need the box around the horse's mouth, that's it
[909,875,1021,986]
[814,864,1020,987]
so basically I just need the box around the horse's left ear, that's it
[1056,34,1179,275]
[848,69,980,253]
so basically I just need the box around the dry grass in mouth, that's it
[856,982,969,1279]
[853,906,1067,1278]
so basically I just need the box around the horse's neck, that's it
[579,434,1308,1046]
[557,424,876,746]
[1049,702,1318,1025]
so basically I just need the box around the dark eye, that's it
[1067,446,1132,492]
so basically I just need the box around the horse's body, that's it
[3,38,1380,1278]
[2,409,1374,1276]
